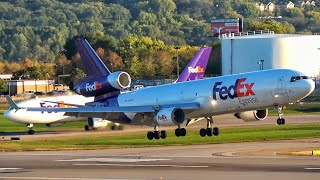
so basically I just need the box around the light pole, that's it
[174,46,181,77]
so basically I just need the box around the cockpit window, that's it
[290,76,309,82]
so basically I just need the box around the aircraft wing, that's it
[25,102,200,119]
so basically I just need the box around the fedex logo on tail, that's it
[212,78,255,100]
[188,66,204,73]
[86,82,103,91]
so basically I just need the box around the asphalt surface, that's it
[0,114,319,180]
[0,139,320,180]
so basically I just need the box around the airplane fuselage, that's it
[111,69,314,125]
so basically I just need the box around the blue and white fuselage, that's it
[88,68,314,127]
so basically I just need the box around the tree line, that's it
[0,0,319,87]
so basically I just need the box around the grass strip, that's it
[0,124,320,152]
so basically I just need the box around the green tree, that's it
[0,79,8,94]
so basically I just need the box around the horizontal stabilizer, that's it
[5,95,19,109]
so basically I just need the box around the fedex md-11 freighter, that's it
[7,39,315,140]
[4,39,212,134]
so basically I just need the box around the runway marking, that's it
[305,168,320,170]
[0,168,22,171]
[58,158,170,163]
[0,177,141,180]
[73,163,209,168]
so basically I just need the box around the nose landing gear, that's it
[275,106,286,125]
[27,124,34,135]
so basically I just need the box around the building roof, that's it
[222,34,320,40]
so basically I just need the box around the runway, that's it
[0,114,319,179]
[0,139,320,180]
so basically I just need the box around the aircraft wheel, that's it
[118,125,124,130]
[180,128,187,136]
[200,128,206,137]
[175,128,181,137]
[276,118,281,125]
[277,118,285,125]
[28,129,35,135]
[147,131,154,140]
[160,130,167,139]
[154,131,160,140]
[213,127,220,136]
[206,128,213,136]
[84,125,90,131]
[111,125,117,130]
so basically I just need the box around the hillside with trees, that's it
[0,0,319,85]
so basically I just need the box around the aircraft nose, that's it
[295,79,315,100]
[303,79,316,96]
[4,109,12,119]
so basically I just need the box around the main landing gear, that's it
[200,117,219,137]
[275,106,286,125]
[147,126,167,140]
[174,124,186,137]
[27,124,35,135]
[146,124,187,140]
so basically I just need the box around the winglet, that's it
[5,95,19,109]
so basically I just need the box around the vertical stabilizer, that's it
[176,47,212,82]
[75,39,110,78]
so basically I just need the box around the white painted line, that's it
[0,168,22,171]
[0,177,142,180]
[58,158,170,163]
[305,168,320,170]
[73,163,209,168]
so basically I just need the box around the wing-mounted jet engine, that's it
[85,117,123,131]
[234,109,268,122]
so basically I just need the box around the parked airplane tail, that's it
[176,47,211,82]
[74,39,110,79]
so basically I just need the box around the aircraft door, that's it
[277,77,283,90]
[272,76,289,102]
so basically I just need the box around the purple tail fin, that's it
[75,39,110,78]
[176,47,212,82]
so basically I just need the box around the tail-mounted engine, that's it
[75,71,131,97]
[234,109,268,122]
[154,107,185,126]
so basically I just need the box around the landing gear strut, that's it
[275,106,285,125]
[27,124,34,135]
[200,117,219,137]
[147,126,167,140]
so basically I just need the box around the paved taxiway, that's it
[0,139,320,180]
[0,114,319,179]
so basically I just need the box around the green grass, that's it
[0,112,86,132]
[0,124,320,151]
[268,102,320,115]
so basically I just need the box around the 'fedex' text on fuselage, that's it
[213,78,255,100]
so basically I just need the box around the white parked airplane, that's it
[3,95,118,134]
[4,39,212,135]
[6,39,315,140]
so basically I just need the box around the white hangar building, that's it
[220,33,320,78]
